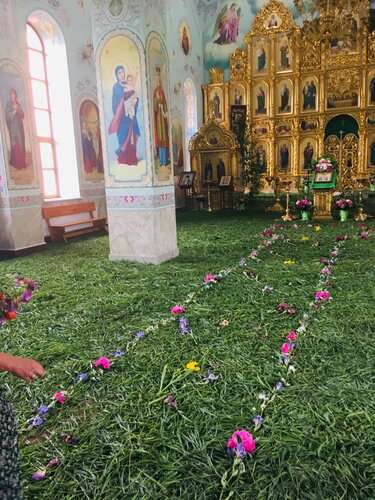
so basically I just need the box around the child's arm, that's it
[0,353,45,381]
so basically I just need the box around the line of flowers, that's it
[25,224,289,481]
[218,233,356,499]
[23,223,371,484]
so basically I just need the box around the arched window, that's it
[26,14,79,199]
[183,78,198,170]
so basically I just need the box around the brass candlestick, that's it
[281,181,295,222]
[265,175,284,213]
[207,181,212,212]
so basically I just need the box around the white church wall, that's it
[165,0,205,208]
[0,0,106,254]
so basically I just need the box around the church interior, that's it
[1,0,375,498]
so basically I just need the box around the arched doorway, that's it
[324,114,359,191]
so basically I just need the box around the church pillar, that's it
[94,20,178,264]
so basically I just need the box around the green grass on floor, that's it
[1,212,375,499]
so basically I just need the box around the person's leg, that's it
[0,394,21,500]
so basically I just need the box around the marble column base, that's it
[107,206,179,264]
[0,206,45,252]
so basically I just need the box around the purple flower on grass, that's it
[47,457,60,468]
[275,381,285,392]
[21,290,32,303]
[135,331,145,340]
[252,415,264,429]
[76,372,89,383]
[164,393,177,409]
[178,316,191,335]
[29,416,44,428]
[110,350,125,357]
[31,470,46,481]
[38,405,49,416]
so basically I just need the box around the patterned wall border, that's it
[106,185,175,210]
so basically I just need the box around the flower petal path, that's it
[1,216,373,499]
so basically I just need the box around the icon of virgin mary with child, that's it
[109,65,141,166]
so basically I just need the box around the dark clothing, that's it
[0,393,21,499]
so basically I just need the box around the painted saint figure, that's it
[204,159,213,180]
[303,81,317,110]
[109,65,140,166]
[257,47,266,71]
[5,88,27,169]
[280,85,290,112]
[214,3,241,45]
[256,87,266,114]
[280,42,290,68]
[216,158,225,181]
[213,92,222,119]
[303,142,314,170]
[280,144,289,170]
[268,14,278,28]
[153,66,170,167]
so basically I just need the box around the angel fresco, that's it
[213,3,241,45]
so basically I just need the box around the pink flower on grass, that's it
[281,343,293,355]
[53,391,66,405]
[203,273,217,284]
[286,330,297,342]
[315,290,330,302]
[227,429,256,459]
[94,356,111,370]
[170,305,185,315]
[321,266,332,275]
[250,250,258,260]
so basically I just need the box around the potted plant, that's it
[334,195,353,222]
[295,198,313,221]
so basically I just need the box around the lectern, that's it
[311,170,337,220]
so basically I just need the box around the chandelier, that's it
[293,0,369,44]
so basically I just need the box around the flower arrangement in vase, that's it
[296,198,312,221]
[313,157,337,173]
[334,195,353,222]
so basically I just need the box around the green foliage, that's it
[241,127,263,197]
[0,213,374,499]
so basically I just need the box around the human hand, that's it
[7,356,45,382]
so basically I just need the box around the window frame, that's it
[26,22,60,199]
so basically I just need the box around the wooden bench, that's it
[42,202,107,243]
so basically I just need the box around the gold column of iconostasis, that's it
[200,0,375,194]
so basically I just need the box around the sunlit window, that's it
[26,15,80,200]
[27,23,58,198]
[183,78,198,169]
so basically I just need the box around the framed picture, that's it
[219,175,232,187]
[179,171,195,188]
[315,171,333,183]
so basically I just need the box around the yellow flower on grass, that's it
[220,319,230,327]
[314,225,321,232]
[186,360,201,372]
[284,259,296,266]
[301,236,310,241]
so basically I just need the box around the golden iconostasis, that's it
[198,0,375,192]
